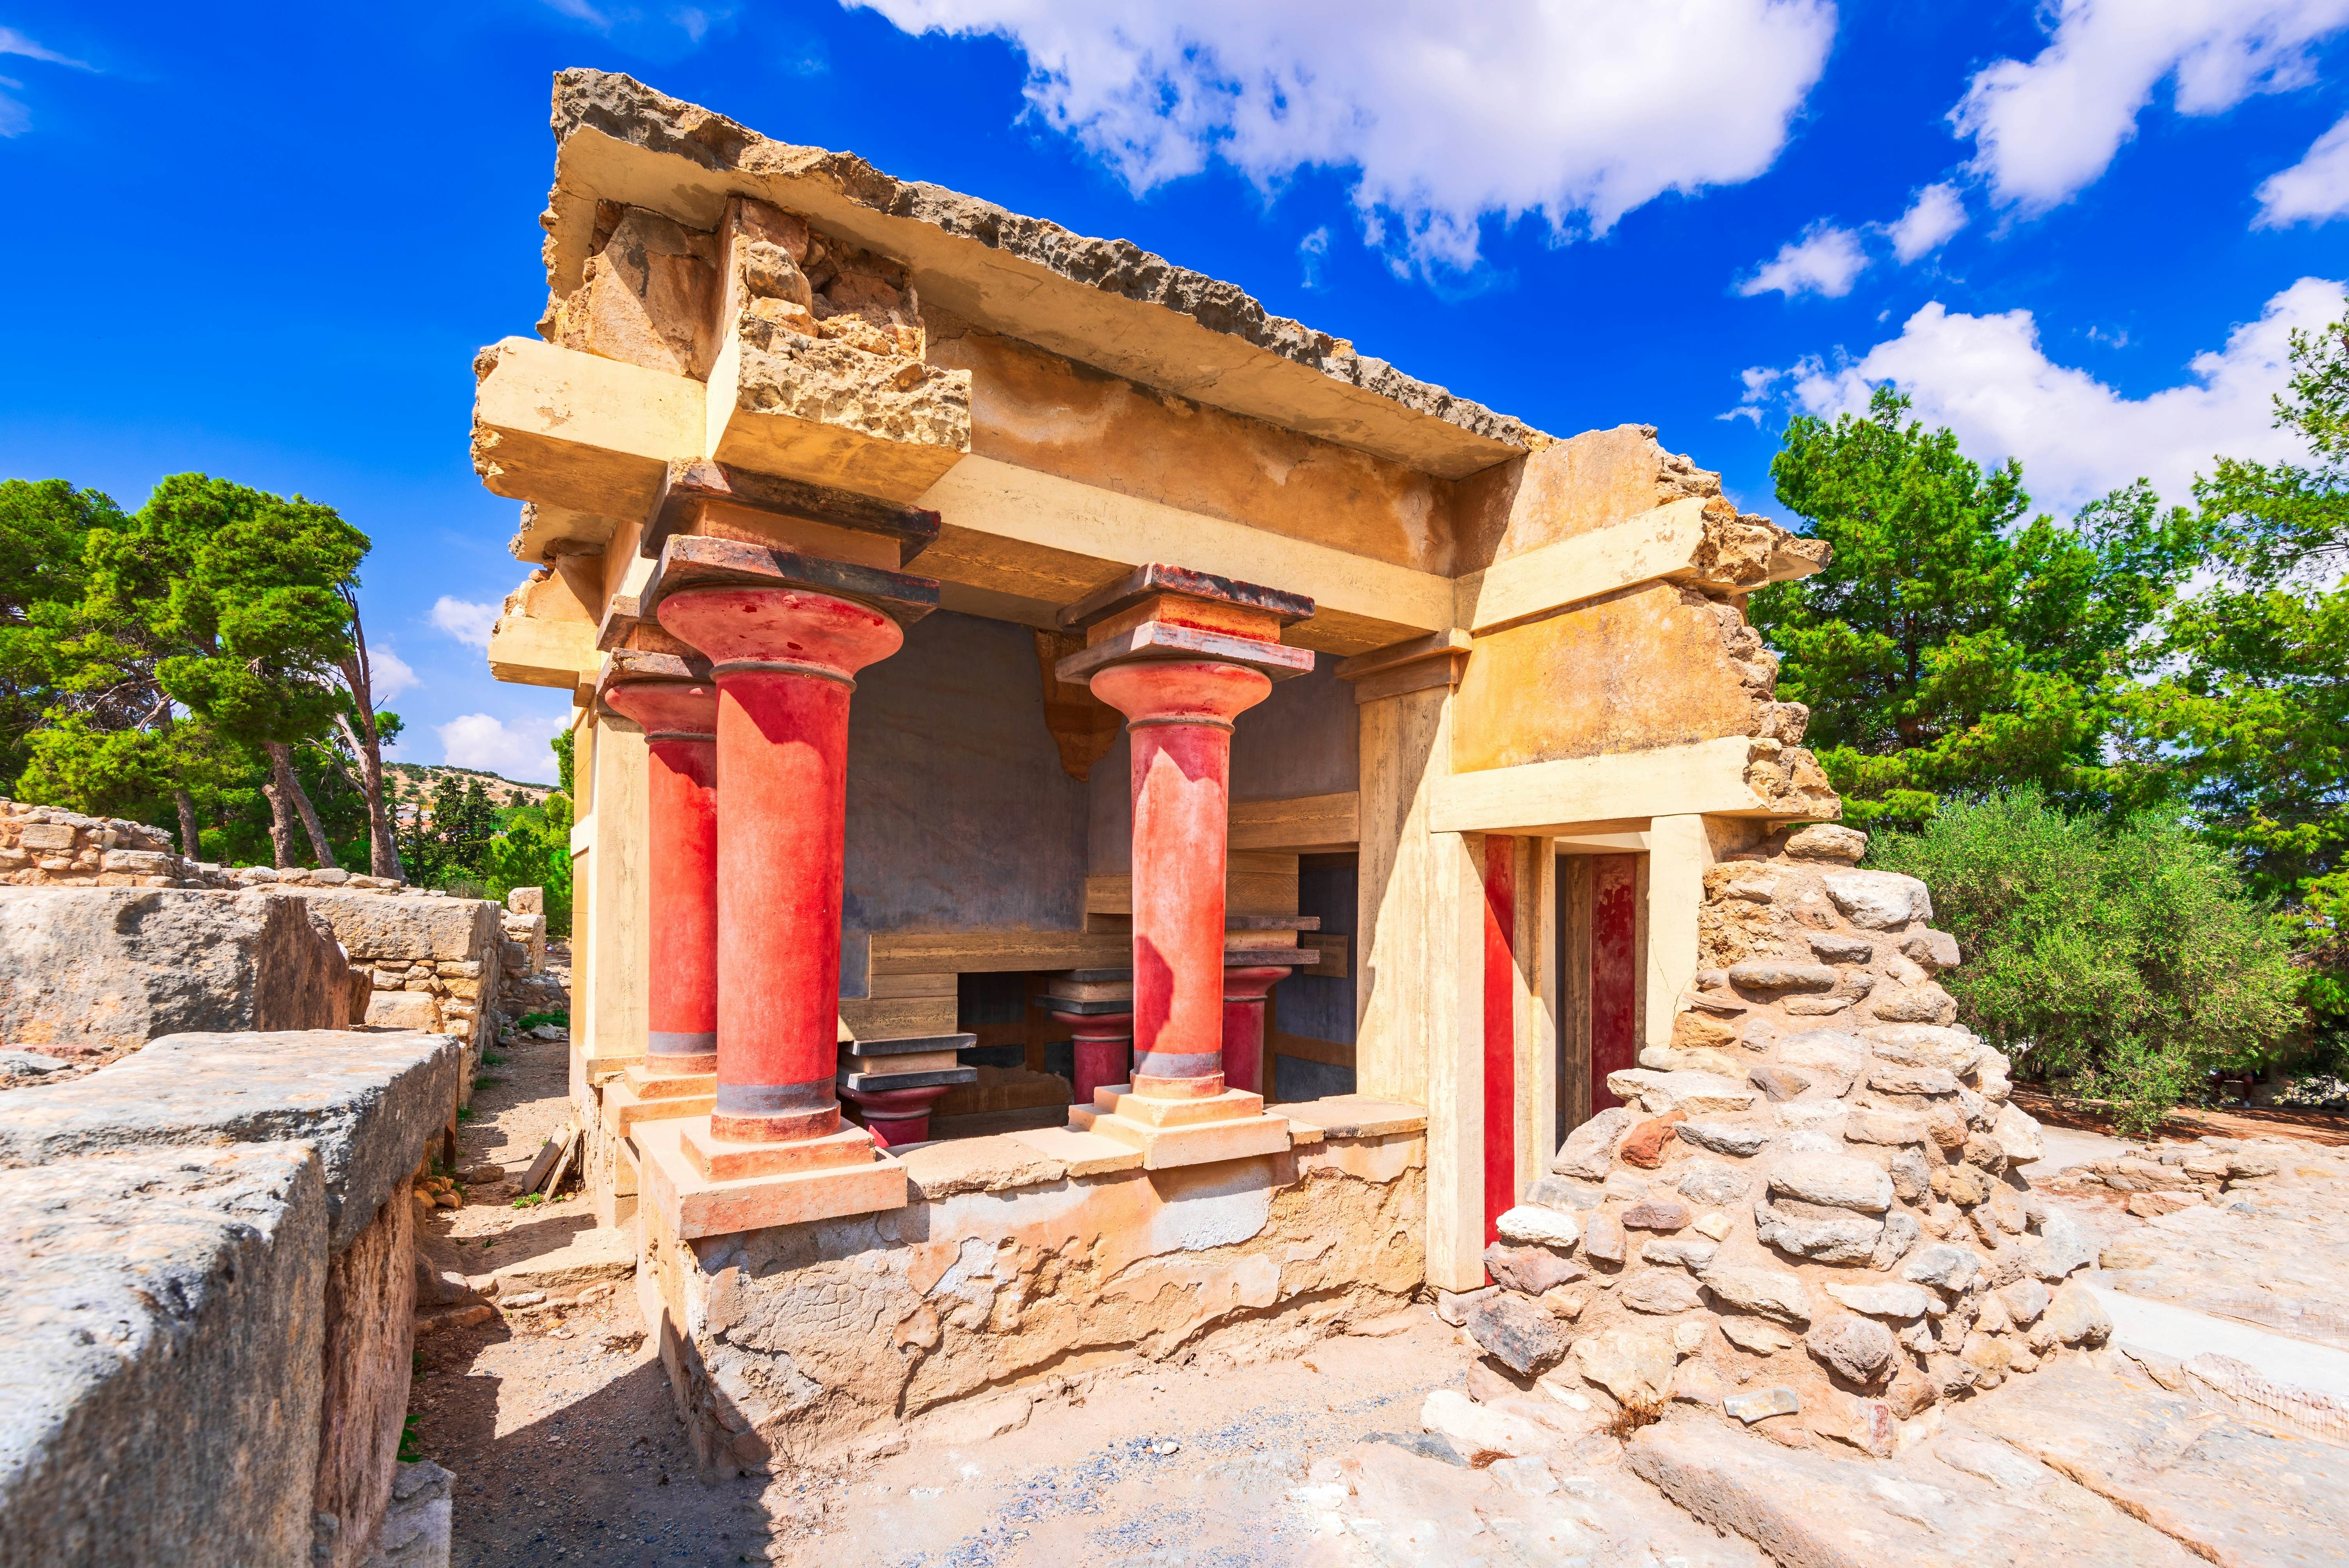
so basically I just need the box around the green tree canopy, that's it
[1871,789,2302,1134]
[0,480,118,788]
[1750,387,2201,825]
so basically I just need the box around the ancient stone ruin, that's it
[0,65,2248,1564]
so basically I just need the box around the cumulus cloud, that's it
[429,597,501,650]
[1952,0,2349,214]
[1737,277,2346,511]
[369,645,419,704]
[2256,112,2349,226]
[435,713,569,783]
[1736,222,1870,300]
[848,0,1837,271]
[1886,182,1968,262]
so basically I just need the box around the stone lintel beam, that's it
[1456,497,1831,637]
[471,337,704,520]
[1430,735,1841,834]
[1057,561,1315,633]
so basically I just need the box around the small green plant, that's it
[515,1011,569,1032]
[397,1413,422,1463]
[455,1106,475,1123]
[482,1053,508,1066]
[512,1191,545,1209]
[472,1076,505,1089]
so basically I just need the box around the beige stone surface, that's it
[640,1127,1426,1473]
[635,1117,907,1239]
[471,337,705,520]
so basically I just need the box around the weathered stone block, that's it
[1465,1292,1571,1375]
[1768,1154,1893,1213]
[301,892,499,965]
[1819,868,1932,928]
[0,1030,460,1251]
[0,888,353,1058]
[1548,1105,1636,1180]
[1483,1242,1584,1296]
[0,1145,327,1568]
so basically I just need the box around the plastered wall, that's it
[844,610,1090,933]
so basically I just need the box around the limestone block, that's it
[0,1030,460,1251]
[1641,1235,1719,1270]
[360,1462,453,1568]
[1818,868,1932,928]
[1604,1069,1755,1115]
[302,892,499,965]
[711,322,972,502]
[1776,1029,1865,1091]
[1993,1102,2046,1164]
[1465,1293,1570,1375]
[0,888,353,1058]
[0,1144,327,1568]
[1768,1154,1893,1213]
[315,1185,416,1568]
[1620,1271,1706,1315]
[1865,1023,1981,1074]
[1900,1244,1985,1290]
[1570,1327,1676,1406]
[366,991,440,1032]
[1419,1390,1554,1461]
[1675,1163,1749,1205]
[1495,1203,1580,1249]
[1550,1107,1636,1180]
[1755,1199,1882,1263]
[1899,927,1962,971]
[2023,1211,2094,1280]
[1823,1281,1930,1319]
[1698,1262,1813,1325]
[1807,930,1874,963]
[1483,1242,1584,1295]
[1676,1121,1768,1157]
[1871,984,1959,1026]
[1727,960,1838,992]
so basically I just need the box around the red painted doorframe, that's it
[1481,836,1517,1249]
[1590,853,1640,1113]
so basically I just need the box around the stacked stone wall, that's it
[1457,823,2110,1453]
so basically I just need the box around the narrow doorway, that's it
[1554,850,1644,1135]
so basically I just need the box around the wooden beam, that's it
[1429,737,1786,834]
[1229,792,1360,852]
[869,930,1129,976]
[1453,499,1709,633]
[644,456,941,564]
[916,456,1452,656]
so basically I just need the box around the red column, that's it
[1050,1003,1135,1105]
[1217,964,1288,1096]
[1482,836,1518,1249]
[1087,660,1271,1099]
[655,585,904,1146]
[600,677,719,1077]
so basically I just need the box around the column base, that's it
[601,1077,718,1140]
[1132,1071,1228,1099]
[1067,1084,1293,1169]
[683,1119,881,1181]
[624,1061,719,1099]
[637,1117,906,1239]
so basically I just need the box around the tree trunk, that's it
[337,599,405,882]
[260,761,298,869]
[173,789,202,865]
[266,740,339,869]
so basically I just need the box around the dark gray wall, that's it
[844,611,1089,934]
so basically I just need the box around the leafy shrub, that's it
[1870,789,2302,1134]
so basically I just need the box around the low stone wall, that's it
[636,1100,1428,1477]
[0,799,404,892]
[0,887,359,1061]
[0,1029,461,1568]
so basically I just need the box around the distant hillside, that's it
[384,762,556,809]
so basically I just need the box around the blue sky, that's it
[3,1,2346,783]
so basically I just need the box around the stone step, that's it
[481,1227,635,1296]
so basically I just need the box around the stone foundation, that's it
[636,1101,1427,1476]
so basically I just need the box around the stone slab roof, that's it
[545,69,1549,480]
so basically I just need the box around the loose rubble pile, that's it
[1,798,405,892]
[1448,823,2109,1454]
[2053,1139,2289,1218]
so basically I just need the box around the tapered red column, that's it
[656,584,904,1148]
[601,676,720,1080]
[1090,660,1271,1098]
[1218,964,1289,1096]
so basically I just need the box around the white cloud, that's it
[1886,182,1967,262]
[1745,277,2346,511]
[0,26,89,66]
[1297,225,1330,289]
[848,0,1838,271]
[369,645,419,704]
[0,25,93,137]
[429,596,501,650]
[435,713,569,783]
[2256,112,2349,226]
[1952,0,2349,213]
[1736,221,1870,299]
